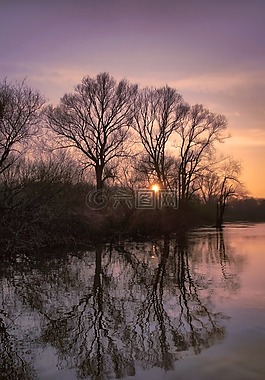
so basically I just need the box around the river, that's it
[0,223,265,379]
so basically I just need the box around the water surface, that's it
[0,223,265,379]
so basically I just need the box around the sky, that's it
[1,0,265,197]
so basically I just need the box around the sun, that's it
[151,184,160,192]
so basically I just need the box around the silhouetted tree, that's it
[0,79,44,175]
[0,151,85,253]
[133,86,187,188]
[45,72,138,189]
[198,167,221,204]
[175,104,227,202]
[215,158,243,227]
[197,157,244,226]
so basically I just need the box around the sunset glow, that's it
[151,184,160,193]
[1,0,264,197]
[1,3,265,377]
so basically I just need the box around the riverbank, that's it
[1,182,264,256]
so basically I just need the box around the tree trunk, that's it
[95,164,103,190]
[216,201,225,228]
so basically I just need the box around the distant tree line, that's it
[0,73,257,254]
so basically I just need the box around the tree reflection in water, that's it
[0,285,36,380]
[0,229,245,379]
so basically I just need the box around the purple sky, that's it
[1,0,265,196]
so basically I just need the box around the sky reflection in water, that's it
[0,224,265,380]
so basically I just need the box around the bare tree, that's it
[175,104,227,202]
[198,157,244,227]
[133,86,187,189]
[215,158,244,227]
[0,79,45,175]
[45,72,138,189]
[198,168,221,204]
